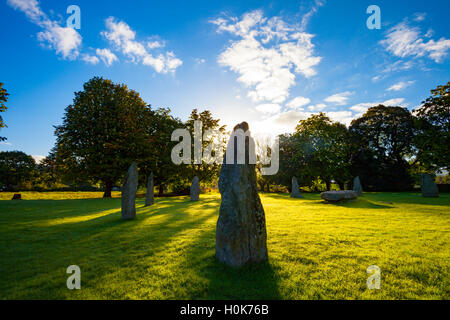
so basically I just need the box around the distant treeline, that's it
[0,78,448,194]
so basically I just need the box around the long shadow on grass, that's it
[0,196,224,299]
[261,193,320,201]
[322,198,394,209]
[364,192,450,207]
[181,216,282,300]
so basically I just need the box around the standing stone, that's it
[190,176,200,201]
[216,122,268,267]
[291,176,303,198]
[145,172,154,206]
[353,176,363,196]
[421,174,439,197]
[11,194,22,200]
[121,162,138,220]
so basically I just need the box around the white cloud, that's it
[96,48,118,66]
[286,96,310,109]
[255,103,282,114]
[381,22,450,63]
[413,13,426,22]
[81,54,100,64]
[0,141,12,146]
[147,40,164,49]
[195,58,206,64]
[308,103,326,111]
[101,17,182,73]
[212,10,321,104]
[387,80,415,91]
[7,0,82,60]
[326,111,353,126]
[300,0,326,31]
[350,98,407,116]
[324,91,352,105]
[372,75,382,82]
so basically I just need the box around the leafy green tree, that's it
[293,113,351,190]
[414,82,450,172]
[271,113,351,191]
[185,109,226,185]
[140,108,185,196]
[54,77,154,197]
[349,105,415,191]
[0,83,9,141]
[0,151,36,190]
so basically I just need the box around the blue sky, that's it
[1,0,449,161]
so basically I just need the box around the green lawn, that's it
[0,192,449,300]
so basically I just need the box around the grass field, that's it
[0,192,449,300]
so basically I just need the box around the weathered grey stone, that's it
[190,176,200,201]
[145,172,154,206]
[121,162,138,220]
[353,176,363,196]
[321,190,358,202]
[421,174,439,197]
[216,122,268,267]
[291,176,303,198]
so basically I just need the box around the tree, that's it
[139,108,185,196]
[414,81,450,172]
[270,113,351,191]
[0,151,36,190]
[293,113,351,190]
[349,105,415,191]
[0,82,9,141]
[54,77,154,197]
[185,109,226,185]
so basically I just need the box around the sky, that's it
[1,0,449,161]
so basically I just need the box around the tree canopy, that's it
[0,151,35,190]
[414,82,450,172]
[0,82,9,141]
[54,77,155,197]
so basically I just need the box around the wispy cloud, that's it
[413,12,426,22]
[101,17,182,73]
[387,80,415,92]
[350,98,407,115]
[300,0,326,31]
[381,21,450,63]
[286,96,311,110]
[307,104,326,111]
[211,10,321,112]
[324,91,352,105]
[95,48,118,66]
[7,0,82,60]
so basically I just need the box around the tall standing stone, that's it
[353,176,363,196]
[216,122,268,267]
[121,162,138,220]
[421,174,439,197]
[291,176,303,198]
[145,172,154,206]
[190,176,200,201]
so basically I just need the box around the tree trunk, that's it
[103,180,113,198]
[338,181,345,190]
[325,180,331,191]
[158,184,164,196]
[266,183,270,193]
